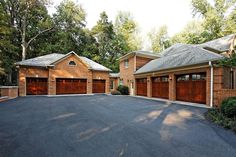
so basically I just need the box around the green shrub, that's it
[206,108,236,133]
[221,97,236,118]
[111,90,121,95]
[117,85,129,95]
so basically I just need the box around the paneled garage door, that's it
[93,80,106,93]
[26,78,48,95]
[176,73,206,104]
[56,78,87,94]
[136,78,147,96]
[152,76,169,99]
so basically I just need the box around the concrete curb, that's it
[129,95,211,109]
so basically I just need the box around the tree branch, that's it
[27,27,54,47]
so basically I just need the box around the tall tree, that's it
[0,1,18,84]
[3,0,54,60]
[92,11,126,71]
[148,25,171,53]
[171,20,204,44]
[52,0,88,54]
[191,0,236,41]
[114,11,142,51]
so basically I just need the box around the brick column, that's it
[48,68,56,95]
[147,76,151,97]
[87,71,93,94]
[19,68,26,96]
[169,73,176,101]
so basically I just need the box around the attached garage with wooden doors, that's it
[56,78,87,95]
[176,73,206,104]
[26,78,48,95]
[93,80,106,93]
[136,78,147,96]
[152,76,169,99]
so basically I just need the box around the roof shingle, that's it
[16,52,111,72]
[135,44,224,74]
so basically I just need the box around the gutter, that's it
[209,61,214,108]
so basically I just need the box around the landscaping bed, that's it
[206,97,236,133]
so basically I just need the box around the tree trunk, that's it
[21,43,27,61]
[7,71,12,85]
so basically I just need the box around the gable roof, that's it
[118,50,159,61]
[198,34,236,52]
[16,51,112,72]
[135,44,224,74]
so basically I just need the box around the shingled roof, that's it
[135,44,224,74]
[199,34,236,52]
[16,51,112,72]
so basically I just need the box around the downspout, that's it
[209,61,214,108]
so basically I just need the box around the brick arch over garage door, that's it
[176,73,206,104]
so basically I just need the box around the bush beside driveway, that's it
[0,95,236,157]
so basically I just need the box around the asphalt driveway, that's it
[0,95,235,157]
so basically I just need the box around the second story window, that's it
[124,59,129,68]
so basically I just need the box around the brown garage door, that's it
[93,80,106,93]
[26,78,48,95]
[152,76,169,99]
[176,73,206,104]
[136,78,147,96]
[56,78,87,94]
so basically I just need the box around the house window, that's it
[69,60,76,66]
[110,80,114,89]
[124,59,129,68]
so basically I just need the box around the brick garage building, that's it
[118,34,236,107]
[119,51,159,95]
[16,51,111,96]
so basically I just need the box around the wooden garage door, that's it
[56,78,87,94]
[136,78,147,96]
[93,80,106,93]
[152,76,169,99]
[26,78,48,95]
[176,73,206,104]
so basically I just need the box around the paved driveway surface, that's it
[0,95,235,157]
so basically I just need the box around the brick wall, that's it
[110,78,119,92]
[19,67,48,96]
[50,55,93,95]
[0,86,18,99]
[136,57,153,71]
[18,54,110,95]
[92,71,110,94]
[214,89,236,107]
[119,55,155,95]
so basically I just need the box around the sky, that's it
[48,0,196,49]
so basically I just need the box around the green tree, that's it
[92,11,127,72]
[114,11,142,51]
[171,20,204,44]
[0,1,18,84]
[191,0,236,41]
[148,25,171,53]
[51,0,90,55]
[6,0,53,60]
